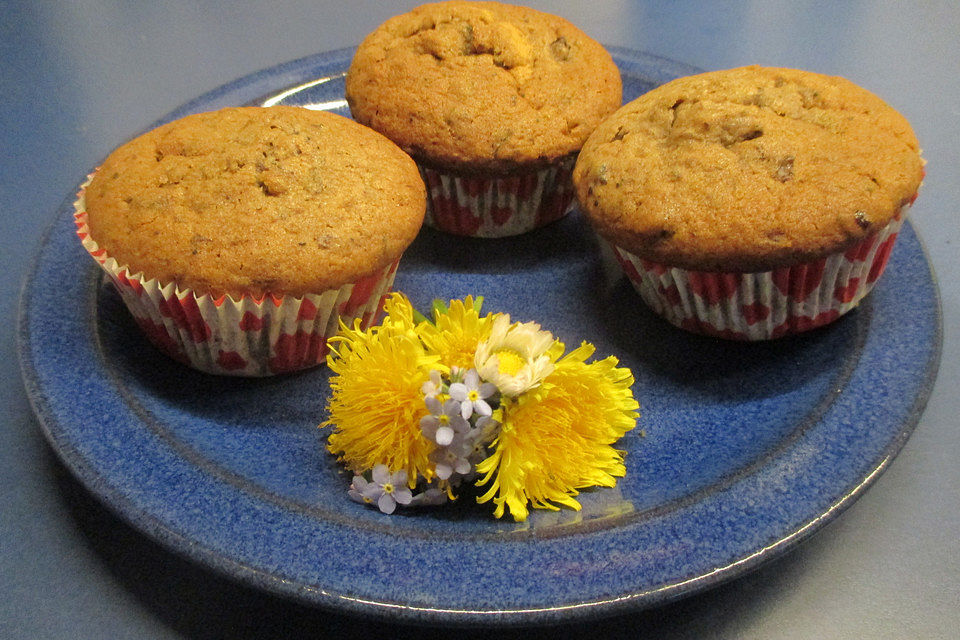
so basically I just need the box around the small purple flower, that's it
[410,486,449,507]
[348,475,375,505]
[420,396,470,446]
[429,433,474,480]
[359,464,413,515]
[449,369,497,420]
[466,415,499,463]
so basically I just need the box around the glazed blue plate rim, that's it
[17,47,942,625]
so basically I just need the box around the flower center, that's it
[493,349,527,376]
[382,483,394,494]
[467,390,480,401]
[438,414,450,425]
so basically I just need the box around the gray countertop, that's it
[2,2,957,638]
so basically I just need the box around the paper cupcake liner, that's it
[419,155,576,237]
[74,178,397,376]
[611,207,909,340]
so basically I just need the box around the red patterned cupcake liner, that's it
[611,207,909,340]
[419,155,576,237]
[74,178,398,376]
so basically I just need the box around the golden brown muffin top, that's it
[574,66,923,272]
[85,106,425,297]
[345,1,622,174]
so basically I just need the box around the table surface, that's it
[3,2,958,638]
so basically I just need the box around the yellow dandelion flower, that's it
[419,295,495,370]
[475,342,640,521]
[324,293,440,487]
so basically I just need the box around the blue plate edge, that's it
[16,212,944,626]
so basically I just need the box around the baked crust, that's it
[85,106,425,297]
[574,66,923,272]
[346,1,622,174]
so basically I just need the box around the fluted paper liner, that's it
[419,155,576,237]
[74,177,398,375]
[611,207,909,340]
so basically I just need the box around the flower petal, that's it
[425,395,442,416]
[442,398,461,417]
[372,464,390,484]
[420,420,437,442]
[464,369,480,388]
[435,426,454,446]
[412,487,448,506]
[377,493,397,515]
[448,382,468,402]
[393,487,413,505]
[454,415,473,434]
[390,469,408,487]
[361,483,383,500]
[475,399,492,417]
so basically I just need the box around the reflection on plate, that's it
[17,47,941,625]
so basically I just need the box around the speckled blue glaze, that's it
[18,48,941,625]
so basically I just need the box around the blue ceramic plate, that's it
[18,48,941,625]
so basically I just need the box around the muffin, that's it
[76,106,426,374]
[573,65,923,340]
[346,0,622,237]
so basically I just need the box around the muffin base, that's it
[419,156,576,237]
[74,180,397,376]
[611,208,908,340]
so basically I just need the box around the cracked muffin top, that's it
[84,106,425,297]
[573,66,923,272]
[345,1,622,174]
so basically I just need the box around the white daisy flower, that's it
[474,315,556,397]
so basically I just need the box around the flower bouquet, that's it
[321,293,640,522]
